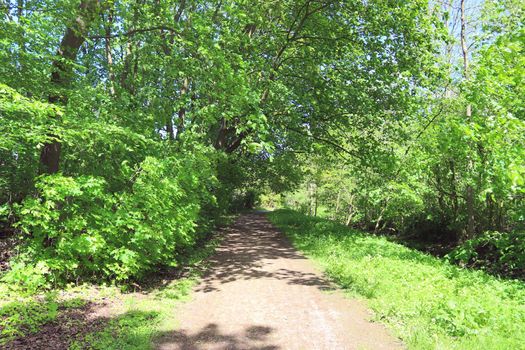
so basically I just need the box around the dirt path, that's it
[155,213,403,350]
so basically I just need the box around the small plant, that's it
[0,294,59,345]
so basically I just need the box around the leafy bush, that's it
[0,261,51,292]
[0,84,60,204]
[11,152,216,282]
[448,231,525,279]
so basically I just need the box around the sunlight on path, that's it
[155,213,403,350]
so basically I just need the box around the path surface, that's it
[155,213,403,350]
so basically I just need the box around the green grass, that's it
[1,232,222,349]
[69,234,221,349]
[268,209,525,350]
[0,282,100,346]
[0,293,59,344]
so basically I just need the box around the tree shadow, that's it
[194,213,335,293]
[154,323,279,350]
[5,306,280,350]
[1,297,112,349]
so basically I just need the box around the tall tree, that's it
[39,0,99,174]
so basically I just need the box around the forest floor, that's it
[153,212,402,350]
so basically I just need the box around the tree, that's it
[39,0,99,174]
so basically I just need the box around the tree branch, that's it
[89,26,180,39]
[286,126,364,162]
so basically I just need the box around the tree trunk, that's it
[435,166,446,223]
[449,159,459,219]
[460,0,475,240]
[176,77,189,140]
[104,8,115,96]
[39,0,99,174]
[334,191,341,220]
[313,188,318,217]
[345,203,354,226]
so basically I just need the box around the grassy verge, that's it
[69,233,221,350]
[268,209,525,350]
[1,231,222,349]
[0,283,115,346]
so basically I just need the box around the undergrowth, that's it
[0,229,222,349]
[68,234,221,350]
[268,209,525,350]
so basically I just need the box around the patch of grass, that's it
[268,209,525,350]
[0,291,91,346]
[69,309,162,350]
[0,294,58,344]
[69,234,221,349]
[0,271,123,346]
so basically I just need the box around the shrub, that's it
[448,231,525,279]
[11,153,216,283]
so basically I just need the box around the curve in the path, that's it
[155,213,403,350]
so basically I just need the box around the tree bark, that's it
[39,0,99,174]
[176,77,189,140]
[334,191,340,220]
[345,202,354,226]
[460,0,476,240]
[104,8,115,96]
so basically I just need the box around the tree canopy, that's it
[1,0,524,283]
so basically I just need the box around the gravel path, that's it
[155,212,403,350]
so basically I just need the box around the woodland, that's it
[0,0,524,349]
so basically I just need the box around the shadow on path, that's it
[155,323,279,350]
[195,213,334,293]
[157,212,403,350]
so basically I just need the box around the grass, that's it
[0,231,222,349]
[69,234,221,349]
[0,293,60,343]
[268,209,525,350]
[0,282,104,346]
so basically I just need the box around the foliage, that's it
[1,0,452,284]
[9,151,215,282]
[0,84,60,204]
[448,231,525,279]
[281,0,524,256]
[269,209,525,349]
[1,260,51,293]
[1,2,524,347]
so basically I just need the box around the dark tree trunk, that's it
[104,8,115,96]
[176,77,189,140]
[39,0,99,174]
